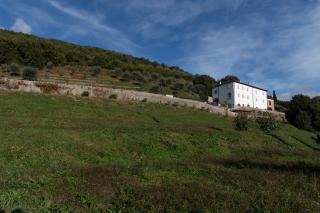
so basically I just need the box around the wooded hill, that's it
[0,29,216,100]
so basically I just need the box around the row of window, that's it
[236,84,266,95]
[214,87,266,96]
[237,93,265,103]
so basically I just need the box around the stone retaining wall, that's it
[0,78,236,117]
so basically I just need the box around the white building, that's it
[212,81,268,110]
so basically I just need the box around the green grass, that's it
[0,91,319,212]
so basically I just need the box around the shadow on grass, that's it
[268,134,292,147]
[212,158,320,175]
[291,136,320,151]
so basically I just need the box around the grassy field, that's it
[0,91,319,212]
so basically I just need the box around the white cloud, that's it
[10,18,32,34]
[178,3,320,100]
[179,27,262,78]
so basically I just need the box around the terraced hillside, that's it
[0,91,319,212]
[0,29,215,100]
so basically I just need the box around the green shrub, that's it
[159,78,167,87]
[121,71,131,80]
[151,73,160,80]
[109,94,118,99]
[256,114,281,133]
[150,85,160,93]
[9,63,21,76]
[46,61,54,70]
[81,91,90,97]
[91,66,102,76]
[234,113,249,131]
[142,98,147,102]
[22,67,37,81]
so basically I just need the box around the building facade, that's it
[267,97,275,111]
[212,82,268,110]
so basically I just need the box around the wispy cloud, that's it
[124,0,248,40]
[10,18,32,34]
[48,0,116,33]
[47,0,139,53]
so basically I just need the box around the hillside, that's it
[0,91,319,212]
[0,30,214,100]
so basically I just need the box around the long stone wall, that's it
[0,78,236,117]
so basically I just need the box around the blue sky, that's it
[0,0,320,100]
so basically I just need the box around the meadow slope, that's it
[0,91,319,212]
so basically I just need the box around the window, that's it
[227,92,232,99]
[247,87,249,91]
[238,94,240,98]
[237,104,241,106]
[247,104,250,107]
[256,98,258,102]
[242,86,244,90]
[214,90,217,94]
[269,101,272,105]
[237,85,240,89]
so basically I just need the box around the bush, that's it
[234,113,249,131]
[256,114,281,133]
[81,91,90,97]
[22,67,37,81]
[151,73,160,80]
[121,71,131,80]
[9,63,21,76]
[109,94,118,99]
[142,98,147,102]
[150,85,160,93]
[159,78,167,87]
[46,61,54,70]
[91,66,102,76]
[173,82,184,90]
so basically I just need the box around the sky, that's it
[0,0,320,100]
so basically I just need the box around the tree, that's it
[294,111,312,130]
[286,94,311,124]
[273,90,278,101]
[310,97,320,131]
[193,75,216,100]
[22,67,37,81]
[193,75,216,88]
[219,75,240,84]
